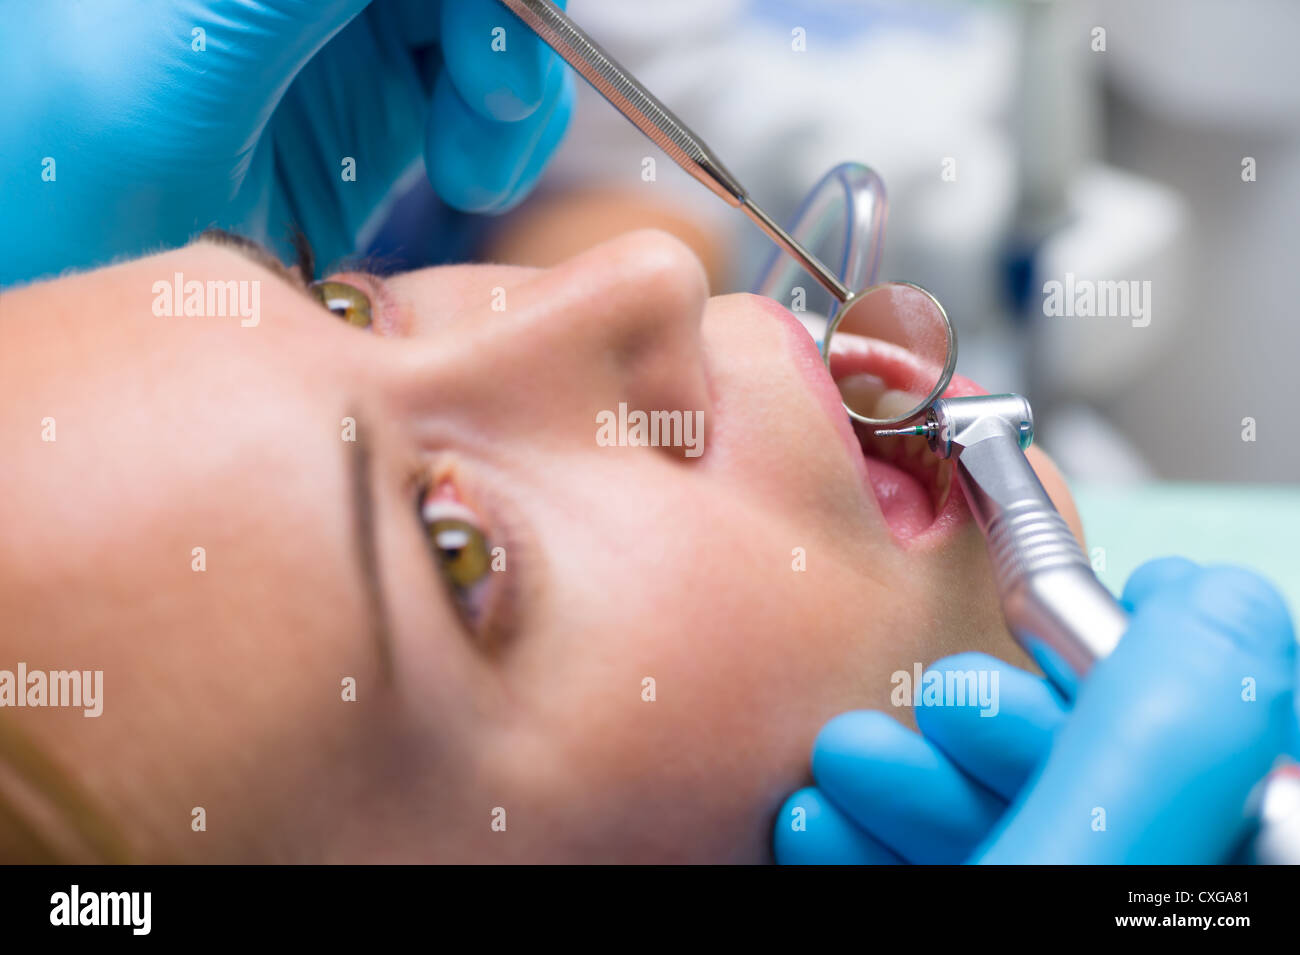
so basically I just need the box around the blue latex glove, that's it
[775,558,1298,864]
[0,0,574,285]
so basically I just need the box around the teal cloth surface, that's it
[1073,483,1300,616]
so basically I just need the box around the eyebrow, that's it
[195,232,397,675]
[347,417,395,680]
[194,228,316,298]
[197,231,396,674]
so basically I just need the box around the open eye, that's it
[430,519,491,589]
[421,485,494,626]
[309,280,372,329]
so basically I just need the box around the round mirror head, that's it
[822,282,957,426]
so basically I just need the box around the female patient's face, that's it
[0,231,1064,862]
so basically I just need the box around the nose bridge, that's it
[392,231,715,442]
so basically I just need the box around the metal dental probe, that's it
[496,0,854,307]
[878,395,1300,863]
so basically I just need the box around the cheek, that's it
[494,482,898,859]
[701,300,860,500]
[913,522,1031,669]
[466,481,786,856]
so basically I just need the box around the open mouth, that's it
[856,417,953,541]
[760,294,979,544]
[829,354,982,545]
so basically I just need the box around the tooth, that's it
[837,373,886,418]
[871,389,922,422]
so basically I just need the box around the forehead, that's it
[1,243,368,653]
[15,243,344,470]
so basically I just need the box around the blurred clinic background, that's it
[375,0,1300,597]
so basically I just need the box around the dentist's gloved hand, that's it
[775,558,1297,864]
[0,0,574,285]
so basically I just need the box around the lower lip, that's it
[764,296,984,544]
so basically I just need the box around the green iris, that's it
[309,280,372,329]
[428,519,492,591]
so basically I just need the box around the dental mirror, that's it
[748,164,957,429]
[823,282,957,427]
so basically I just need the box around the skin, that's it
[0,230,1079,863]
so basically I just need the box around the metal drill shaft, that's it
[874,425,933,438]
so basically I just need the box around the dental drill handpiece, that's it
[880,395,1125,694]
[879,394,1300,863]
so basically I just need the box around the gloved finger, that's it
[1120,555,1200,612]
[426,66,574,213]
[916,561,1196,796]
[976,565,1296,864]
[915,652,1067,801]
[811,711,1005,864]
[441,0,569,122]
[773,787,902,865]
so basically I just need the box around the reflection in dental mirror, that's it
[823,282,956,426]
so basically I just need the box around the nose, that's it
[384,230,714,450]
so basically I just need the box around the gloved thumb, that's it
[975,563,1296,863]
